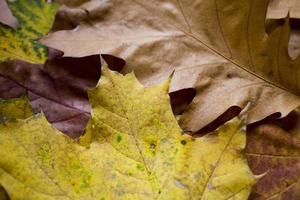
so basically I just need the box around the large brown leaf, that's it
[42,0,300,133]
[0,54,124,137]
[246,111,300,200]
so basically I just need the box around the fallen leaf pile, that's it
[42,0,300,133]
[0,67,258,199]
[0,0,299,199]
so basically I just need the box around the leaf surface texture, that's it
[0,67,256,199]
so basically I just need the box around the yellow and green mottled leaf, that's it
[0,67,257,199]
[0,0,58,63]
[0,96,32,121]
[0,96,33,198]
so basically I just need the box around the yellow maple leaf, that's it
[0,67,257,199]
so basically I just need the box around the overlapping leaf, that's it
[246,111,300,200]
[267,0,300,19]
[266,0,300,63]
[0,55,101,137]
[0,96,32,121]
[0,1,298,199]
[0,67,256,199]
[42,0,300,134]
[0,96,33,199]
[0,0,58,63]
[0,54,124,137]
[0,0,18,28]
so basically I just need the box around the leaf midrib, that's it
[131,0,297,96]
[104,70,160,198]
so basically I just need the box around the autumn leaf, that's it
[266,1,300,61]
[51,0,106,31]
[0,67,256,199]
[0,185,8,200]
[0,96,32,121]
[0,55,101,137]
[0,95,33,199]
[287,23,300,60]
[0,96,33,197]
[246,111,300,200]
[0,54,124,137]
[267,0,300,19]
[0,0,58,63]
[41,0,300,134]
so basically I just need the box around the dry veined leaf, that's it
[267,0,300,19]
[266,0,300,61]
[42,0,300,133]
[0,54,124,137]
[0,0,58,63]
[246,111,300,200]
[0,0,18,28]
[0,67,257,199]
[51,0,108,31]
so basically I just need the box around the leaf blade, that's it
[0,67,256,199]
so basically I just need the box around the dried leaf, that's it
[52,0,108,31]
[0,55,124,138]
[0,55,102,137]
[246,112,300,200]
[288,21,300,60]
[0,67,256,199]
[266,1,300,60]
[42,0,300,133]
[0,0,18,28]
[267,0,300,19]
[0,0,58,63]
